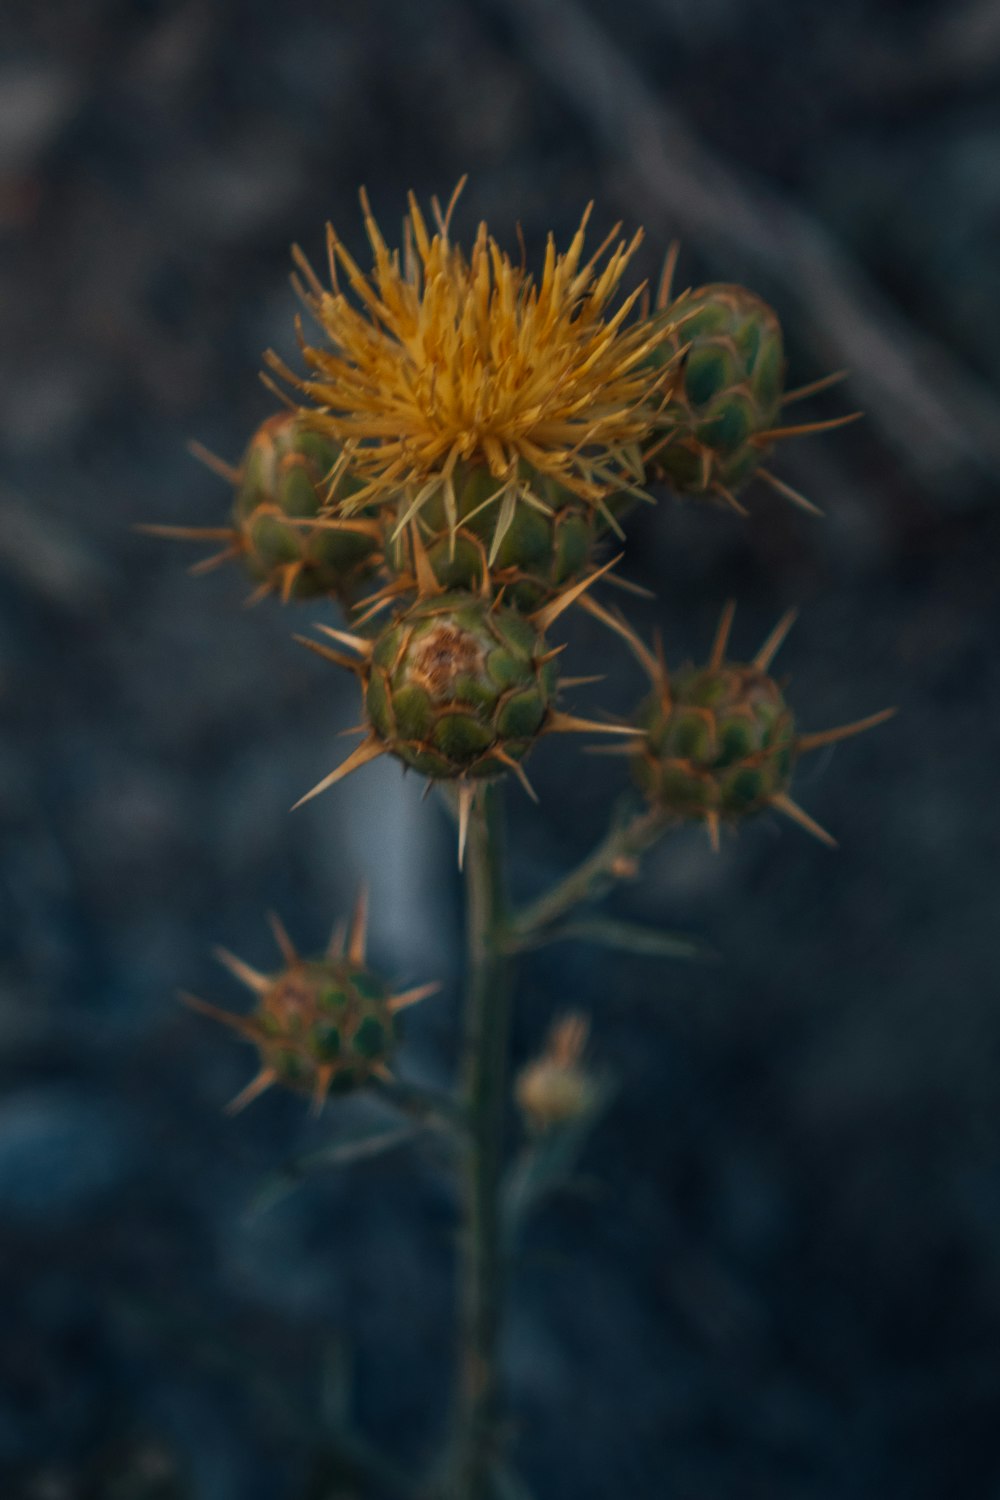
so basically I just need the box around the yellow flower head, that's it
[268,181,679,533]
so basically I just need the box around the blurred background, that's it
[1,0,998,1495]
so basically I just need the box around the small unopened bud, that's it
[515,1014,597,1132]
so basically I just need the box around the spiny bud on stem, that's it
[294,562,644,865]
[640,281,857,516]
[373,460,608,615]
[180,896,438,1116]
[141,412,383,606]
[597,602,895,850]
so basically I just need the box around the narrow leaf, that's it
[526,916,710,961]
[249,1122,419,1215]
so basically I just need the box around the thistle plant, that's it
[152,183,893,1499]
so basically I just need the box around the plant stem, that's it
[510,805,667,941]
[454,782,513,1499]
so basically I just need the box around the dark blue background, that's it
[1,1,998,1495]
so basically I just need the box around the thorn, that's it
[348,884,369,966]
[213,948,270,995]
[310,1065,334,1118]
[284,514,382,539]
[757,467,824,517]
[557,674,606,690]
[456,783,474,870]
[752,412,863,445]
[487,481,518,568]
[770,793,838,848]
[699,446,712,492]
[531,555,624,635]
[602,571,656,600]
[796,707,897,755]
[596,497,626,539]
[545,711,643,738]
[134,523,236,542]
[577,594,663,683]
[294,635,366,674]
[188,545,242,576]
[409,522,444,598]
[225,1067,279,1116]
[537,643,569,666]
[292,737,386,809]
[243,581,272,609]
[753,609,799,673]
[187,439,241,485]
[351,589,405,629]
[372,1063,394,1084]
[705,810,721,853]
[266,911,298,966]
[279,560,304,603]
[781,370,849,406]
[387,981,442,1014]
[712,483,749,517]
[326,917,347,960]
[709,600,736,670]
[315,624,373,658]
[492,750,539,803]
[178,991,259,1039]
[475,538,493,599]
[583,741,639,757]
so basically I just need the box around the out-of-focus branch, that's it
[856,0,1000,94]
[488,0,1000,490]
[0,482,110,612]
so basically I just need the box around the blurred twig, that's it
[861,0,1000,93]
[0,481,110,611]
[489,0,1000,490]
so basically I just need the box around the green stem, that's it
[454,782,513,1499]
[510,805,667,941]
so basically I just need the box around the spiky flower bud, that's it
[642,283,786,508]
[515,1015,598,1133]
[233,413,381,603]
[365,592,558,782]
[296,565,646,859]
[382,461,601,613]
[142,412,384,605]
[619,604,894,849]
[182,901,437,1114]
[633,659,797,823]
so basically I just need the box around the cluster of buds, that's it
[156,184,892,1106]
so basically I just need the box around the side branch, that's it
[510,804,669,941]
